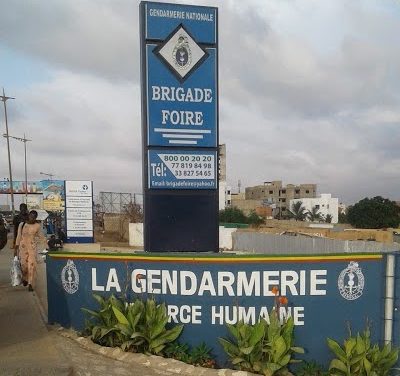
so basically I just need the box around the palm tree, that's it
[325,214,333,223]
[307,206,323,222]
[287,201,307,221]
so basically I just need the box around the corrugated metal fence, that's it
[233,232,400,254]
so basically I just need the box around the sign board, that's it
[146,44,217,147]
[148,149,217,189]
[47,253,386,368]
[65,180,93,243]
[141,1,219,252]
[25,194,43,210]
[35,209,49,221]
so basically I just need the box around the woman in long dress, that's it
[15,210,46,291]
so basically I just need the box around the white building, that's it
[219,181,232,210]
[290,193,339,223]
[218,144,231,210]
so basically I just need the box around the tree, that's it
[247,210,264,226]
[287,201,307,221]
[307,206,324,222]
[338,212,348,224]
[124,202,143,223]
[219,207,248,224]
[325,214,333,223]
[347,196,400,229]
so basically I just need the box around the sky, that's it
[0,0,399,205]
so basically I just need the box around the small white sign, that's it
[67,207,93,220]
[36,209,49,221]
[67,219,93,231]
[66,196,92,208]
[26,194,43,210]
[65,181,92,197]
[67,230,93,237]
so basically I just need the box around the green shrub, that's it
[219,309,304,375]
[165,342,216,368]
[81,294,125,347]
[296,360,328,376]
[219,207,248,224]
[248,210,264,226]
[83,294,183,355]
[327,327,398,376]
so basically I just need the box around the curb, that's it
[56,327,256,376]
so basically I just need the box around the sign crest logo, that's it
[173,35,192,69]
[338,261,364,300]
[61,259,79,294]
[155,24,208,82]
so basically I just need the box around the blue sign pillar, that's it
[140,2,219,252]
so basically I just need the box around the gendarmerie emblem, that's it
[338,261,364,300]
[61,259,79,294]
[172,35,192,70]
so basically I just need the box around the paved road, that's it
[0,238,175,376]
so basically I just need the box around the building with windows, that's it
[218,144,231,210]
[290,193,339,223]
[245,180,317,217]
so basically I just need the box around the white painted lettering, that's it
[310,270,327,295]
[281,270,299,296]
[218,272,235,296]
[91,268,104,292]
[237,271,260,296]
[180,271,197,295]
[106,268,121,292]
[147,269,161,294]
[198,271,216,296]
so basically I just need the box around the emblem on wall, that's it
[338,261,365,300]
[61,259,79,294]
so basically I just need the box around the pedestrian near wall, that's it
[0,215,8,251]
[12,203,29,248]
[14,210,46,291]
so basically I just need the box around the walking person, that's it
[12,203,29,248]
[0,215,9,251]
[14,210,46,291]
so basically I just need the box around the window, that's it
[295,189,300,194]
[269,190,273,194]
[282,208,286,211]
[315,205,320,209]
[227,200,231,205]
[306,190,309,194]
[281,189,286,194]
[281,198,286,203]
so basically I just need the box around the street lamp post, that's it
[3,134,32,199]
[0,88,15,215]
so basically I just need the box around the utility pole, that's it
[4,134,32,199]
[1,88,15,215]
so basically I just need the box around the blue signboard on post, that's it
[140,1,219,252]
[146,44,217,147]
[143,2,218,148]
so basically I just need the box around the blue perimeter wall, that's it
[47,252,387,368]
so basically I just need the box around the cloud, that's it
[2,70,142,193]
[1,0,400,204]
[0,0,139,81]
